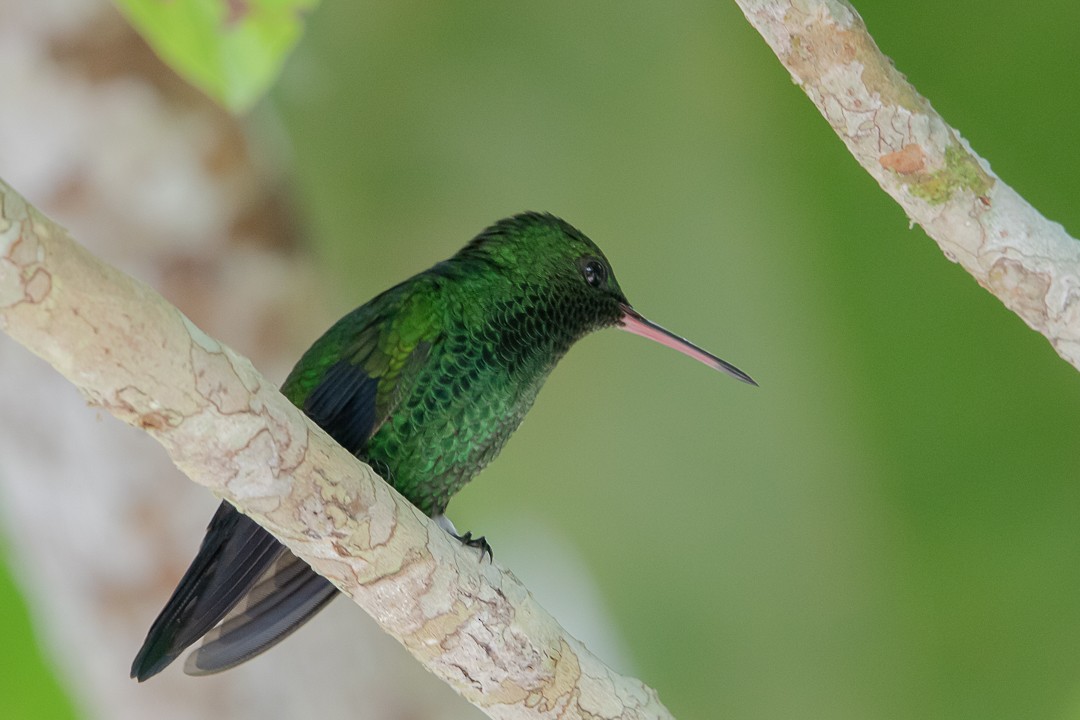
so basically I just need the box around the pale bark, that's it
[0,174,672,719]
[735,0,1080,371]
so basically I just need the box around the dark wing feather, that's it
[130,504,285,680]
[303,358,380,452]
[183,553,338,675]
[132,282,439,680]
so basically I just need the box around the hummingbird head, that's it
[457,211,627,326]
[456,212,755,385]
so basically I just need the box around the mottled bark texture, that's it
[736,0,1080,370]
[0,177,672,720]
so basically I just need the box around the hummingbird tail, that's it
[183,553,338,675]
[130,502,286,681]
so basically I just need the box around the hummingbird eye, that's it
[582,259,607,288]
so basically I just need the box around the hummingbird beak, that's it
[618,304,757,386]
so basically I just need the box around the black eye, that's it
[582,260,606,288]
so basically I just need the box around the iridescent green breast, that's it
[362,286,570,516]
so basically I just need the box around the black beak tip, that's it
[729,365,759,387]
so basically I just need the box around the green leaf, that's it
[112,0,318,112]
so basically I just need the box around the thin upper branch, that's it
[0,178,672,720]
[735,0,1080,371]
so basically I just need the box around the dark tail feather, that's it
[183,553,338,676]
[130,502,286,681]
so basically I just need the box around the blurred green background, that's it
[6,1,1080,718]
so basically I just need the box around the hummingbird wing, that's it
[132,283,440,680]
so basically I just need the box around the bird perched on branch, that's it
[131,212,755,681]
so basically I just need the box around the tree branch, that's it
[735,0,1080,371]
[0,178,672,720]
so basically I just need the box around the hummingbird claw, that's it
[453,531,494,562]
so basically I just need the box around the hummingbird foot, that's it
[453,531,494,562]
[430,514,494,561]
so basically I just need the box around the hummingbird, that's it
[130,212,754,681]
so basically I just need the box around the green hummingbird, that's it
[130,212,754,681]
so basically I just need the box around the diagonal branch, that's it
[735,0,1080,371]
[0,178,673,720]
